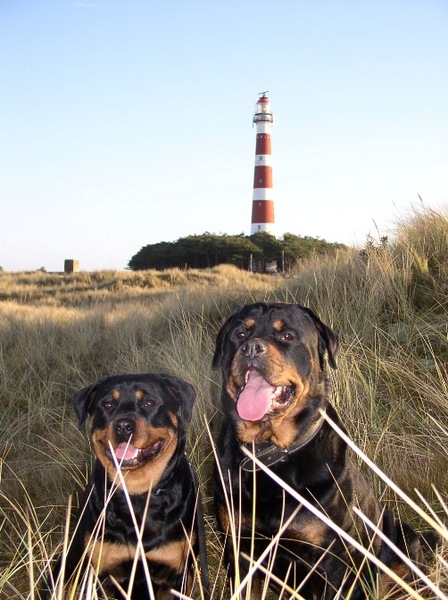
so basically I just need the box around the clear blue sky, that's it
[1,0,447,272]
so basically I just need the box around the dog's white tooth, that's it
[271,386,283,400]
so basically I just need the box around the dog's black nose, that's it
[114,418,135,439]
[241,339,268,359]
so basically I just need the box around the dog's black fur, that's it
[213,302,434,599]
[42,373,203,600]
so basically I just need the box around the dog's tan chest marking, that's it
[86,536,193,574]
[286,517,327,547]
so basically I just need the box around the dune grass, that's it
[0,207,447,598]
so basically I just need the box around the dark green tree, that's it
[128,232,345,271]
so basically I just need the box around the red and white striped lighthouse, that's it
[251,92,275,235]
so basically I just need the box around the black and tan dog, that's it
[42,373,208,600]
[213,302,433,599]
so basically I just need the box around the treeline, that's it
[128,232,346,271]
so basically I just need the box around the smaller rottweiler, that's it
[213,303,435,600]
[42,373,208,600]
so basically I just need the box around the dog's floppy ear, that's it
[158,374,196,423]
[301,306,339,369]
[72,382,98,429]
[212,314,235,369]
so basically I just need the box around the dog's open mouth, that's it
[237,369,295,422]
[106,439,165,469]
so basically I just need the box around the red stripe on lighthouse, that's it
[253,166,273,188]
[255,134,272,155]
[252,200,274,224]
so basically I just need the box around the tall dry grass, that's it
[0,207,447,598]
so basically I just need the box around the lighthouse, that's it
[251,92,275,235]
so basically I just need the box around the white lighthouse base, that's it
[251,223,276,236]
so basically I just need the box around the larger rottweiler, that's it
[213,302,433,599]
[42,373,208,600]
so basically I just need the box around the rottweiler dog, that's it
[213,302,433,599]
[42,373,208,600]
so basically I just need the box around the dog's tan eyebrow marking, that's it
[111,390,120,400]
[273,319,284,331]
[135,389,144,400]
[244,318,255,329]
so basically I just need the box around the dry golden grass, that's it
[0,207,447,598]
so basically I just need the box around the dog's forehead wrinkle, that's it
[108,382,158,401]
[240,305,316,335]
[245,317,315,341]
[116,400,136,414]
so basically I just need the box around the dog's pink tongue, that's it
[114,443,138,461]
[237,370,275,421]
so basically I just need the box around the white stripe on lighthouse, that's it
[254,154,273,167]
[252,188,273,201]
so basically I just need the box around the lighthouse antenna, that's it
[259,90,269,97]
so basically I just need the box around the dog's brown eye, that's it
[102,399,116,411]
[140,398,154,410]
[281,332,294,342]
[236,331,247,340]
